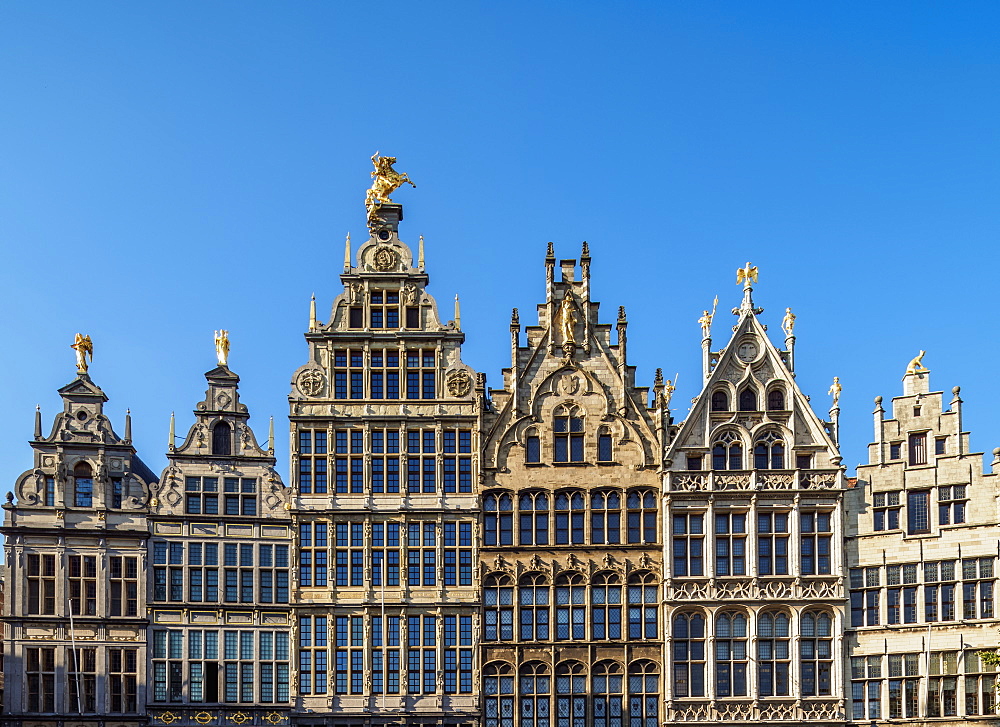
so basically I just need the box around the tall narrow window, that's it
[592,661,624,727]
[525,430,541,463]
[591,491,621,545]
[672,513,704,576]
[714,511,747,576]
[627,661,658,727]
[627,571,658,639]
[753,432,784,469]
[767,388,785,410]
[591,573,622,640]
[519,573,550,641]
[554,407,584,463]
[555,661,587,727]
[369,348,400,400]
[484,493,513,546]
[554,572,587,640]
[757,511,789,575]
[519,662,551,727]
[597,429,613,462]
[908,432,927,465]
[26,647,56,712]
[484,575,515,641]
[672,612,705,696]
[907,490,930,534]
[519,492,549,546]
[626,490,657,544]
[801,611,833,696]
[212,422,232,456]
[74,462,93,508]
[738,388,757,411]
[484,662,515,727]
[68,554,97,615]
[757,612,790,696]
[715,612,748,696]
[800,511,832,575]
[712,431,743,470]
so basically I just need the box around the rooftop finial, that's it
[214,330,230,367]
[581,241,590,258]
[454,295,461,329]
[34,405,42,439]
[71,333,93,374]
[511,308,520,326]
[618,305,626,322]
[418,235,425,271]
[733,263,763,316]
[309,294,318,332]
[268,416,274,453]
[168,411,176,451]
[546,241,554,259]
[125,408,132,443]
[343,232,351,272]
[736,262,758,290]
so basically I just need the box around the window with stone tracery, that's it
[627,571,658,638]
[484,662,515,727]
[519,491,549,545]
[555,572,587,640]
[592,661,624,727]
[628,661,659,727]
[626,490,657,544]
[757,611,790,696]
[712,431,743,470]
[554,405,585,463]
[753,431,784,469]
[484,492,514,546]
[672,611,706,697]
[591,572,622,640]
[519,572,550,641]
[715,611,748,697]
[484,573,515,641]
[591,491,622,544]
[556,661,588,727]
[520,661,551,727]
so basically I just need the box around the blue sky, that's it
[1,1,999,488]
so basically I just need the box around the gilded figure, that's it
[71,333,93,373]
[559,293,578,344]
[828,376,842,407]
[365,152,416,226]
[736,262,759,288]
[781,307,796,338]
[214,330,230,367]
[698,296,718,339]
[905,350,928,375]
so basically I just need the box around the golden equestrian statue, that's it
[905,350,929,375]
[71,333,93,374]
[365,152,416,226]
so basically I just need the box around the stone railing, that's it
[667,700,843,722]
[668,577,842,601]
[668,470,840,493]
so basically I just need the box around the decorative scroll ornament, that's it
[297,370,325,397]
[71,333,93,373]
[446,370,472,397]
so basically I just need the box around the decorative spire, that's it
[454,295,461,329]
[125,408,132,443]
[34,405,42,440]
[309,294,317,332]
[214,330,230,367]
[653,368,664,393]
[733,262,763,316]
[343,232,351,272]
[510,308,520,326]
[546,241,555,260]
[268,416,274,453]
[418,235,425,271]
[168,411,176,452]
[581,241,590,259]
[618,305,626,323]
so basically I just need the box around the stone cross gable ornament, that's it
[365,152,416,231]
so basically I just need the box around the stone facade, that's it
[845,369,1000,725]
[2,184,1000,727]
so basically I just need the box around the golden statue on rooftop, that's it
[215,329,230,367]
[559,293,578,344]
[71,333,93,374]
[736,262,759,288]
[366,152,416,227]
[905,350,928,375]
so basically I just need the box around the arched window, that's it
[556,661,588,727]
[212,422,232,455]
[754,431,785,470]
[671,612,705,696]
[555,572,587,640]
[555,491,585,545]
[592,572,622,640]
[627,572,658,639]
[525,428,541,464]
[519,492,549,546]
[712,431,743,470]
[519,662,551,727]
[592,661,624,727]
[767,388,785,411]
[74,462,93,508]
[801,611,833,696]
[484,662,515,727]
[518,573,550,641]
[758,611,790,696]
[484,574,515,641]
[591,491,622,545]
[627,660,659,727]
[484,493,514,546]
[715,611,749,696]
[711,390,730,411]
[738,388,757,411]
[626,490,657,544]
[554,406,584,463]
[597,427,614,462]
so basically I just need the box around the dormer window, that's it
[738,389,757,411]
[74,462,93,508]
[212,422,232,456]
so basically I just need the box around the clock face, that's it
[737,341,758,362]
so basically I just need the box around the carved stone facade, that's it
[3,172,1000,727]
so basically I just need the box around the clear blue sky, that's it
[1,1,999,492]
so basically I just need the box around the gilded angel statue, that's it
[215,330,230,367]
[71,333,93,373]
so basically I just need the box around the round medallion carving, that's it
[446,370,472,397]
[373,246,398,271]
[297,370,325,397]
